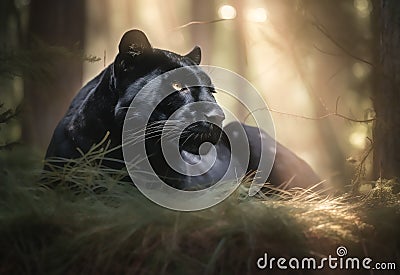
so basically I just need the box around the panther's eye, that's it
[172,82,183,91]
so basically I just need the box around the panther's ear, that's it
[185,46,201,65]
[114,30,152,78]
[118,29,152,53]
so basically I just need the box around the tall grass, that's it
[1,144,399,274]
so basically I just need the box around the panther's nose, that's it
[204,110,225,125]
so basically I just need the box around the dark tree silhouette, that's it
[372,0,400,179]
[23,0,86,150]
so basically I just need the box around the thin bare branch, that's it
[174,19,229,30]
[310,21,374,67]
[352,141,374,191]
[244,104,376,124]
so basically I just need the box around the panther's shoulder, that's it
[65,65,113,118]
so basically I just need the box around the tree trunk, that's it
[373,0,400,179]
[22,0,86,150]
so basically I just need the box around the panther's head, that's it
[113,30,225,154]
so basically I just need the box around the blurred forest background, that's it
[0,0,387,189]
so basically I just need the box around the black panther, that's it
[45,29,321,191]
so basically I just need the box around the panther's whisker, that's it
[180,132,194,148]
[116,106,135,110]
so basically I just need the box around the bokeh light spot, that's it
[352,62,369,79]
[218,5,237,20]
[354,0,372,18]
[349,131,366,149]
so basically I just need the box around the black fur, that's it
[45,29,321,190]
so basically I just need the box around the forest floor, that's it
[1,146,399,275]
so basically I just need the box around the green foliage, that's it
[0,38,100,81]
[0,103,19,149]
